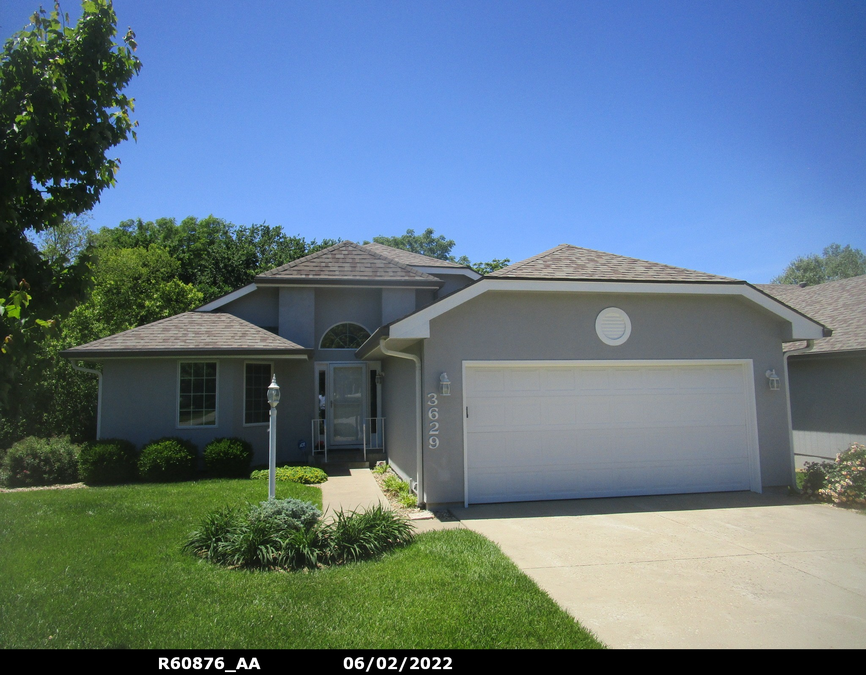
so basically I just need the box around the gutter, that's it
[783,339,814,489]
[69,360,102,440]
[377,337,424,507]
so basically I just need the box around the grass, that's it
[0,479,603,649]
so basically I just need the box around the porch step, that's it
[309,450,386,471]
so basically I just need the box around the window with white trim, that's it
[178,362,218,426]
[245,362,272,425]
[319,322,371,349]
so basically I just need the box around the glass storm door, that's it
[329,364,365,446]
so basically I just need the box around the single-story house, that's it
[757,275,866,467]
[62,241,828,506]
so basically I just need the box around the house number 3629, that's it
[427,393,440,449]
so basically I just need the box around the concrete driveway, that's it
[450,490,866,649]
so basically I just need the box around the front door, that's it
[329,363,365,446]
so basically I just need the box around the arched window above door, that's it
[319,322,371,349]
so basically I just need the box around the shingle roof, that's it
[61,312,311,358]
[489,244,739,282]
[255,241,442,286]
[756,275,866,353]
[362,242,468,269]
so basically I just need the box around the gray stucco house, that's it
[63,241,828,506]
[757,276,866,467]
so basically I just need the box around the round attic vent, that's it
[595,307,631,346]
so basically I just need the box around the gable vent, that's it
[596,307,632,346]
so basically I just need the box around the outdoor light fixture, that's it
[267,375,280,499]
[375,371,384,385]
[439,372,451,396]
[765,369,780,391]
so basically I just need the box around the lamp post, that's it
[267,374,281,500]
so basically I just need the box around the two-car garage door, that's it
[464,361,760,505]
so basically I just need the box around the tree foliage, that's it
[772,244,866,286]
[368,228,510,275]
[93,216,338,302]
[0,0,140,407]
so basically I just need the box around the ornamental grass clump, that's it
[184,498,413,571]
[800,443,866,506]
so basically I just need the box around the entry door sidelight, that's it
[329,364,365,446]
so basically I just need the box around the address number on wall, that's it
[427,393,440,449]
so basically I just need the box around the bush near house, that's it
[381,471,418,508]
[801,443,866,506]
[204,437,253,478]
[250,465,328,484]
[184,498,412,571]
[79,439,138,485]
[0,436,80,487]
[138,437,198,483]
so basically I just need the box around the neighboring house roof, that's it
[756,275,866,354]
[489,243,739,283]
[254,240,442,287]
[61,312,312,358]
[362,242,468,269]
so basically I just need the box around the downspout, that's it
[69,361,102,440]
[378,337,424,507]
[783,340,813,489]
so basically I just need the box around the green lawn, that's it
[0,479,603,649]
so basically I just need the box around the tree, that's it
[772,244,866,286]
[0,0,140,406]
[31,213,94,267]
[368,228,510,275]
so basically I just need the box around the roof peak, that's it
[490,243,738,283]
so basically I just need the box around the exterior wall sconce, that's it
[375,371,384,385]
[439,372,451,396]
[765,369,780,391]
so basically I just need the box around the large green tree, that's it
[93,216,338,302]
[0,0,140,404]
[368,228,510,274]
[772,243,866,286]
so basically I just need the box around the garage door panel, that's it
[466,362,758,504]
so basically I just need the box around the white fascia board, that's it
[197,284,257,312]
[389,279,826,340]
[412,266,482,280]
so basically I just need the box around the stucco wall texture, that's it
[415,290,793,505]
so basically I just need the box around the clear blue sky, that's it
[2,0,864,282]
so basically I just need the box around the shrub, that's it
[138,437,197,483]
[250,465,328,484]
[372,461,389,475]
[184,499,413,571]
[247,497,322,532]
[1,436,80,487]
[79,439,138,485]
[801,443,866,506]
[204,437,253,478]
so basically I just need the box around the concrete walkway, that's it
[319,467,390,514]
[319,467,462,533]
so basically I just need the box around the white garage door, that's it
[464,360,760,505]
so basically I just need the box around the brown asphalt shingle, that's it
[756,275,866,353]
[61,312,311,357]
[255,241,442,285]
[362,242,469,269]
[489,244,739,282]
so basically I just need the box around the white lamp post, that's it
[267,374,281,500]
